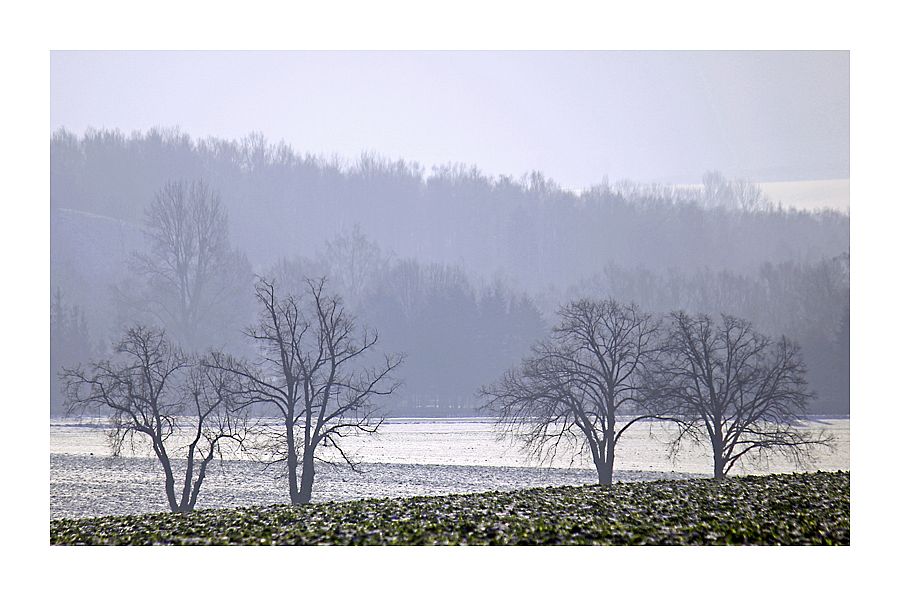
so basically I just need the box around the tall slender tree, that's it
[121,180,252,352]
[211,278,402,504]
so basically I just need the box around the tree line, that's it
[50,163,849,415]
[51,182,547,415]
[51,128,848,294]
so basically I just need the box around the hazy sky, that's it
[51,51,849,189]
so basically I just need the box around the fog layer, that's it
[50,130,849,415]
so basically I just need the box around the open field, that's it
[50,471,849,546]
[50,417,849,519]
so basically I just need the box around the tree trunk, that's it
[297,451,316,504]
[286,423,301,505]
[597,460,613,485]
[178,445,196,512]
[187,455,214,511]
[712,436,726,480]
[584,428,609,485]
[154,441,180,512]
[602,413,616,485]
[599,435,615,485]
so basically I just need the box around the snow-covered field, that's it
[50,417,849,519]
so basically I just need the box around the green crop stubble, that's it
[50,471,849,546]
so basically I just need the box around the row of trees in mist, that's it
[50,129,849,415]
[51,128,849,293]
[51,182,547,415]
[50,179,849,416]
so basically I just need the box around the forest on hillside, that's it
[50,128,850,415]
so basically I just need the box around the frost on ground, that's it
[50,454,699,519]
[50,417,849,519]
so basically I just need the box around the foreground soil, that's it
[50,471,849,545]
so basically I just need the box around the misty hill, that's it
[49,129,850,415]
[51,129,848,289]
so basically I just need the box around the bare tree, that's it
[211,278,402,505]
[120,180,252,352]
[62,326,248,512]
[655,312,829,479]
[700,171,770,211]
[482,299,661,484]
[318,225,387,308]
